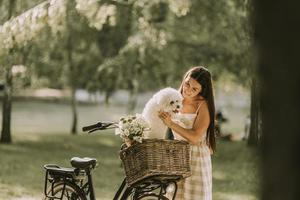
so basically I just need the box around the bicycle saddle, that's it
[70,157,97,169]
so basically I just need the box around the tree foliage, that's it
[1,0,251,92]
[0,0,252,137]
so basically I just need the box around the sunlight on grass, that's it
[213,171,228,180]
[12,197,40,200]
[0,143,30,153]
[214,192,258,200]
[0,182,41,200]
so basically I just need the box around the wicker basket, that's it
[119,139,191,186]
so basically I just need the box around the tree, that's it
[253,0,300,199]
[1,0,253,138]
[0,0,73,140]
[248,76,261,146]
[0,0,16,144]
[61,0,120,133]
[93,0,195,111]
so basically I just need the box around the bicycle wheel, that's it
[121,188,169,200]
[114,178,171,200]
[135,193,169,200]
[44,181,86,200]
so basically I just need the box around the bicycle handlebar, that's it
[82,122,103,132]
[82,122,118,133]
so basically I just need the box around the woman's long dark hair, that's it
[179,66,216,152]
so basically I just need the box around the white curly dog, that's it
[142,87,183,139]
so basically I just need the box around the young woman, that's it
[159,66,216,200]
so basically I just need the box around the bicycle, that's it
[43,121,183,200]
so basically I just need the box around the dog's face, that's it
[155,87,183,115]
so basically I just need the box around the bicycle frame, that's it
[44,159,178,200]
[43,121,180,200]
[80,169,96,200]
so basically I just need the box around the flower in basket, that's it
[115,114,150,144]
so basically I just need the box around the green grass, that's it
[0,132,261,200]
[213,140,261,200]
[0,132,124,200]
[0,99,259,200]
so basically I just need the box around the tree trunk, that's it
[127,79,138,113]
[104,90,112,106]
[127,90,138,113]
[70,83,78,134]
[66,0,78,135]
[254,1,300,199]
[248,77,261,146]
[1,65,13,143]
[0,0,16,144]
[67,35,78,135]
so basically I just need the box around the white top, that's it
[172,112,206,143]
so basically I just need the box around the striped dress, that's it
[171,113,212,200]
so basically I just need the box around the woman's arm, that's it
[159,102,210,145]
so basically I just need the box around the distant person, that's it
[159,66,215,200]
[242,115,251,140]
[0,83,4,91]
[215,110,228,136]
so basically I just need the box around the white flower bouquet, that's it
[115,114,150,145]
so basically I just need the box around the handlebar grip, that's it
[82,122,102,132]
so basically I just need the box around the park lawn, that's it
[0,97,256,199]
[0,131,260,200]
[0,131,124,200]
[213,140,261,200]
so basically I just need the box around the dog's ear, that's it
[154,92,167,107]
[153,87,180,109]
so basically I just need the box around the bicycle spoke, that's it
[65,190,71,199]
[44,182,85,200]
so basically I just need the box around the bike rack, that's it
[44,164,76,200]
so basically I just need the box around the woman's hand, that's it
[158,111,173,127]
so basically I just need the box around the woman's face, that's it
[182,76,202,99]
